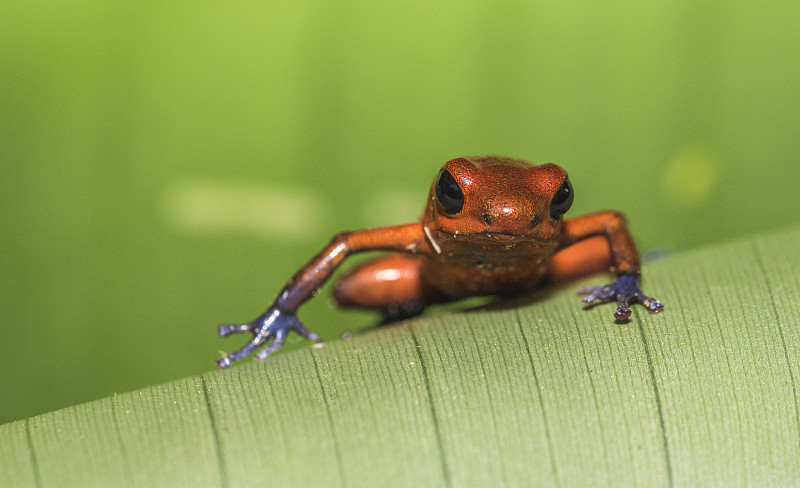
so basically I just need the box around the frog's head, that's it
[424,156,573,244]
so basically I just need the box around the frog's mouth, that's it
[478,229,535,240]
[474,229,559,247]
[481,232,519,240]
[434,228,553,246]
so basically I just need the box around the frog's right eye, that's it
[435,169,464,215]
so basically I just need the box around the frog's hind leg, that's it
[334,254,441,319]
[547,235,612,284]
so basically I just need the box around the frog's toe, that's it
[614,307,631,320]
[612,291,633,320]
[578,284,615,305]
[643,296,664,314]
[254,327,288,361]
[291,321,323,343]
[218,322,256,338]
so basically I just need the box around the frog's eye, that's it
[435,169,464,215]
[549,177,574,220]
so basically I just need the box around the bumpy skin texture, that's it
[216,156,663,368]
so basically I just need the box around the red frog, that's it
[216,156,664,368]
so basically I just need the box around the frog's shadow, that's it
[467,285,562,313]
[369,282,572,330]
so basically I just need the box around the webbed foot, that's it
[578,273,664,321]
[216,307,321,369]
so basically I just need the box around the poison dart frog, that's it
[216,156,663,368]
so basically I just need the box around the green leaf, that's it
[3,226,800,487]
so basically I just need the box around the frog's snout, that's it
[482,202,537,234]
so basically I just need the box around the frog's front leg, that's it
[216,223,430,368]
[559,211,664,321]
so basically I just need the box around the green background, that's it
[2,0,799,424]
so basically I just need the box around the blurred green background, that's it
[2,0,799,424]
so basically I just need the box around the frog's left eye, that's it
[549,178,574,220]
[435,169,464,215]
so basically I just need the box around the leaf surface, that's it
[2,226,800,487]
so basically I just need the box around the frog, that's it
[216,156,664,368]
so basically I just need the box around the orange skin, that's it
[216,156,664,368]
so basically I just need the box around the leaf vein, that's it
[201,376,229,488]
[25,418,43,488]
[636,317,674,488]
[409,324,453,488]
[751,242,800,455]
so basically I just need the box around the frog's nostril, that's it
[483,214,493,225]
[530,215,540,227]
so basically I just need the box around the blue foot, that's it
[578,273,664,321]
[216,307,321,368]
